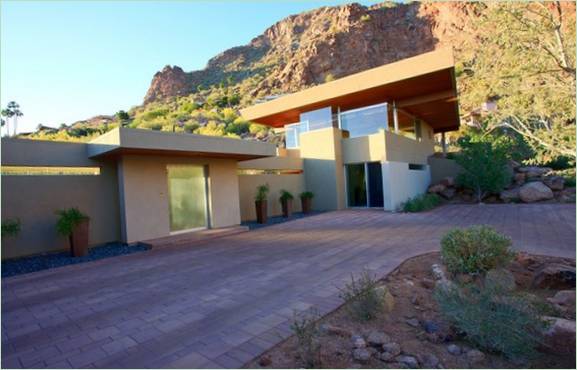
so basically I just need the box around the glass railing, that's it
[339,102,389,138]
[285,121,309,149]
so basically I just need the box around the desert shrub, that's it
[434,284,549,360]
[1,219,21,238]
[290,309,321,368]
[455,136,510,202]
[339,270,383,321]
[441,226,514,275]
[255,184,269,202]
[55,208,89,236]
[402,193,441,212]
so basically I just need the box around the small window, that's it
[1,166,101,176]
[408,163,426,171]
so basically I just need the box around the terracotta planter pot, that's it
[69,219,89,257]
[281,198,293,218]
[255,200,268,224]
[301,197,312,214]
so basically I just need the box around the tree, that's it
[7,101,22,136]
[455,136,510,203]
[1,107,13,137]
[459,2,576,163]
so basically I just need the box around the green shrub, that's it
[402,193,441,212]
[255,184,269,202]
[441,226,514,275]
[455,136,510,202]
[1,219,21,238]
[339,270,383,321]
[300,191,314,199]
[434,284,549,360]
[55,208,89,236]
[290,309,321,368]
[279,189,294,202]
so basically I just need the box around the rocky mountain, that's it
[143,1,479,104]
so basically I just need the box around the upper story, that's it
[240,49,460,165]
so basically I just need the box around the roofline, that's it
[241,48,456,123]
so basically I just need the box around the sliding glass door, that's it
[345,162,384,208]
[167,165,209,232]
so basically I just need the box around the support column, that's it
[393,101,399,133]
[441,132,447,155]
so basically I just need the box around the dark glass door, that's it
[346,164,367,207]
[367,162,384,207]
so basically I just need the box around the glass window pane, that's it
[300,107,333,131]
[167,165,208,232]
[340,103,388,138]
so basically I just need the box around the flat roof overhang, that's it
[241,48,460,133]
[87,128,277,160]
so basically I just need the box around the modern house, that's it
[240,48,459,212]
[1,49,459,259]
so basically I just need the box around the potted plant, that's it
[1,218,21,238]
[300,191,314,214]
[55,208,90,257]
[280,189,294,218]
[255,184,269,224]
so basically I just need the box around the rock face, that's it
[519,182,554,203]
[143,2,481,104]
[531,264,576,289]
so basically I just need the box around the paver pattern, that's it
[2,204,575,368]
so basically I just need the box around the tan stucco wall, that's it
[299,127,345,210]
[119,155,241,243]
[341,130,386,164]
[428,156,462,184]
[1,139,120,259]
[384,122,435,165]
[382,161,431,211]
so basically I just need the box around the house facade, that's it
[1,49,459,259]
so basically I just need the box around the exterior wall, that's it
[1,139,120,259]
[428,156,462,184]
[299,127,345,211]
[238,156,305,221]
[119,155,241,243]
[384,122,435,165]
[381,161,431,211]
[341,130,386,164]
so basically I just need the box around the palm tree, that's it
[1,107,14,137]
[7,102,22,136]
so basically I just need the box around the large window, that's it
[340,102,388,138]
[285,121,308,148]
[300,107,333,131]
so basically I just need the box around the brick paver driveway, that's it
[2,204,575,368]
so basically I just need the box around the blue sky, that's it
[1,0,378,134]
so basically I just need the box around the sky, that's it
[1,0,378,134]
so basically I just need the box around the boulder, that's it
[542,316,576,354]
[519,182,554,203]
[547,290,576,308]
[351,334,367,349]
[366,331,391,347]
[531,263,576,289]
[428,183,446,194]
[466,349,485,364]
[517,166,552,178]
[395,355,419,369]
[418,353,440,369]
[485,268,516,292]
[352,348,371,363]
[440,177,455,187]
[515,252,540,269]
[406,318,420,328]
[440,187,456,200]
[380,342,401,361]
[513,172,526,186]
[447,344,462,355]
[544,176,565,191]
[500,188,520,203]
